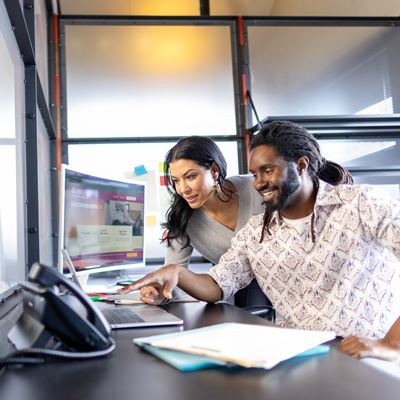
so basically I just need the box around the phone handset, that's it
[27,263,112,351]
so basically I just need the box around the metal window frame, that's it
[241,16,400,182]
[3,0,55,272]
[58,16,247,170]
[242,16,400,130]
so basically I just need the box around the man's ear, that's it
[296,156,309,174]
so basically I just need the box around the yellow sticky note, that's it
[159,162,167,174]
[146,215,157,227]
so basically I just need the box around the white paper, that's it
[149,323,336,369]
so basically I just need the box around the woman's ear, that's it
[211,162,219,179]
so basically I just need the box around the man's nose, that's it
[253,175,266,190]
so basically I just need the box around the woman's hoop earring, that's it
[214,181,221,198]
[215,178,227,201]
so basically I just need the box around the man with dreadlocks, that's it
[121,121,400,364]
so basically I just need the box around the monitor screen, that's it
[58,165,146,280]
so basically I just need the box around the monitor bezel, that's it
[57,164,147,280]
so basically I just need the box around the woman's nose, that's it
[179,181,190,194]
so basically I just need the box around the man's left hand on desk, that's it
[338,335,400,361]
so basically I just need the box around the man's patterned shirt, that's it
[208,182,400,338]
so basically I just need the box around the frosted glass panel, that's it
[0,0,26,285]
[60,0,200,16]
[212,0,400,17]
[37,108,53,265]
[67,141,239,258]
[319,138,400,199]
[35,0,49,104]
[64,24,236,137]
[319,138,400,169]
[270,0,400,17]
[248,26,400,118]
[211,0,276,15]
[0,145,18,281]
[352,172,400,199]
[0,29,15,140]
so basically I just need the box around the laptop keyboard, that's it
[102,308,145,324]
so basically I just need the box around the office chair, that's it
[234,279,276,322]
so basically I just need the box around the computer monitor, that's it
[58,164,146,290]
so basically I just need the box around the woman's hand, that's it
[338,335,400,361]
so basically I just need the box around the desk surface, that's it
[0,302,399,400]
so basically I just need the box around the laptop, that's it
[61,249,183,329]
[99,304,183,329]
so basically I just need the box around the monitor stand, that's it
[69,268,120,294]
[75,273,90,291]
[61,249,87,291]
[60,249,145,294]
[61,249,117,293]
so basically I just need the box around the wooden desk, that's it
[0,302,399,400]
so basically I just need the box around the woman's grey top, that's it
[165,175,264,266]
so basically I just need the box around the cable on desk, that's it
[0,337,116,367]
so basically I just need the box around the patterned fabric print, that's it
[208,183,400,339]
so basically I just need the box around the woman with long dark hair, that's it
[140,135,266,306]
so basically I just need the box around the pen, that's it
[89,296,114,303]
[89,296,104,302]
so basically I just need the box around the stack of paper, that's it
[134,322,335,370]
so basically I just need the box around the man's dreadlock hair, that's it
[250,120,353,242]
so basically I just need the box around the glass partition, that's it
[351,171,400,199]
[35,0,49,104]
[37,107,53,265]
[59,0,200,16]
[319,138,400,169]
[63,24,236,138]
[211,0,400,16]
[318,138,400,198]
[247,25,400,118]
[0,1,26,285]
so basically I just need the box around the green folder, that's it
[137,342,228,372]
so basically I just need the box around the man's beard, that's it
[263,164,300,213]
